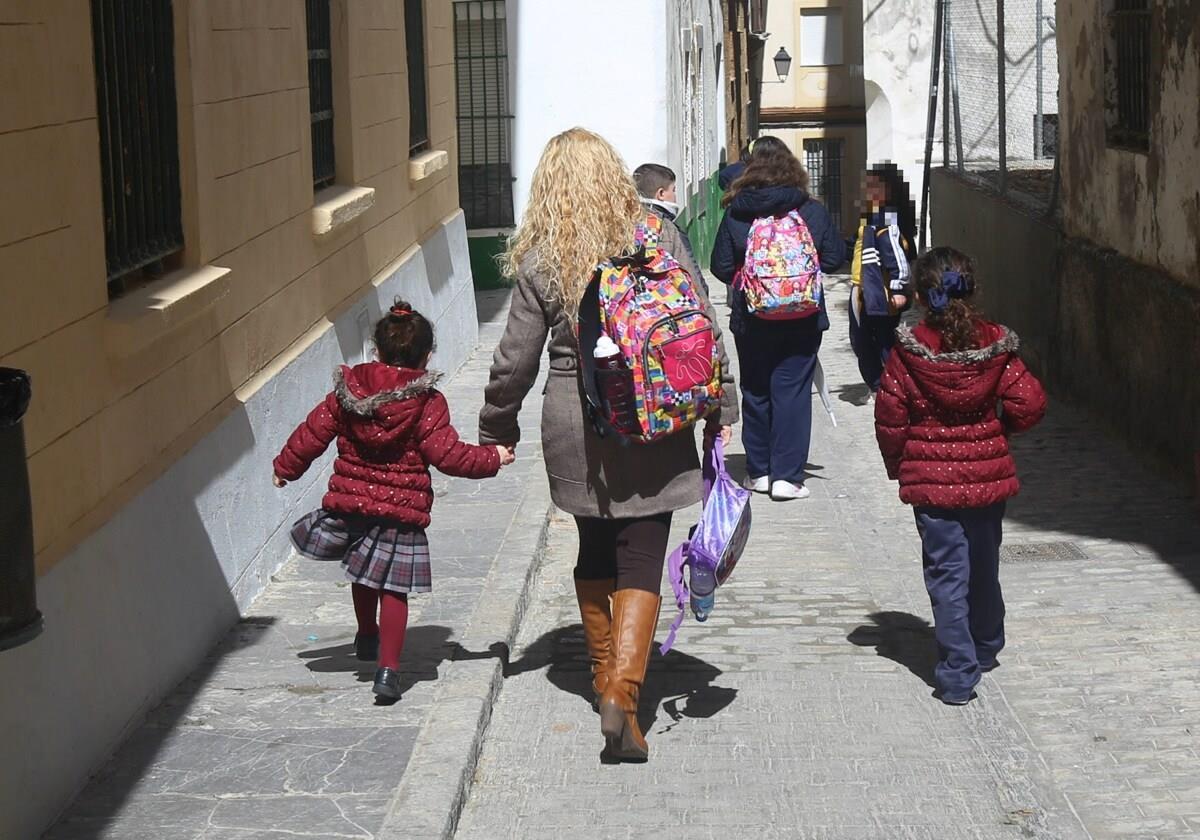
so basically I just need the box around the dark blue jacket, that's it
[709,185,847,336]
[718,161,746,191]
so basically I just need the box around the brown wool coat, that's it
[478,223,740,519]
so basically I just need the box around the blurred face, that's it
[656,182,677,203]
[864,174,888,209]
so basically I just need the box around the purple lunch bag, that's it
[661,437,752,653]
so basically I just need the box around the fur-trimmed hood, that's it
[892,322,1020,414]
[332,363,442,442]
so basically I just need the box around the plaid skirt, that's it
[290,509,432,593]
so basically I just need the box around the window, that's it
[803,139,844,232]
[90,0,184,298]
[407,0,430,154]
[1105,0,1151,151]
[306,0,335,188]
[799,9,844,67]
[454,1,514,228]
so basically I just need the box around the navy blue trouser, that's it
[848,309,900,393]
[914,502,1007,700]
[734,327,822,484]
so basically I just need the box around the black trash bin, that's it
[0,367,40,651]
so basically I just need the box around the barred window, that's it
[306,0,336,188]
[454,0,515,228]
[90,0,184,298]
[407,0,431,154]
[803,138,844,232]
[1105,0,1151,151]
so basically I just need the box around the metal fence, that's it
[938,0,1059,209]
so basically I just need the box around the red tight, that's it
[350,584,409,669]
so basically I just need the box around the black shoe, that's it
[937,689,977,706]
[373,667,401,699]
[355,632,379,662]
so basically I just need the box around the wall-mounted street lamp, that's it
[773,47,793,83]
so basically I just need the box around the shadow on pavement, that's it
[1005,400,1200,592]
[847,610,938,689]
[834,382,873,406]
[505,623,737,738]
[299,625,505,698]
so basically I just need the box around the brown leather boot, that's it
[574,577,615,704]
[598,589,661,761]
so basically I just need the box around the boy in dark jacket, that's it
[633,163,704,293]
[874,247,1046,705]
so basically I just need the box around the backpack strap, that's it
[660,540,689,655]
[659,437,721,655]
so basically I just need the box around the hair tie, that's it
[927,270,974,314]
[390,305,411,317]
[926,285,951,314]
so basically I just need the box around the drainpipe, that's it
[1035,0,1043,159]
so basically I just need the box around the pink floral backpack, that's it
[735,210,823,320]
[577,214,723,443]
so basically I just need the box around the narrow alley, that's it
[44,285,1200,840]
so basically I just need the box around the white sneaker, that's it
[770,480,810,501]
[743,475,770,494]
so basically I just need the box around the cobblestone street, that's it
[456,283,1200,840]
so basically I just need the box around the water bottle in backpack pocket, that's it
[660,438,753,653]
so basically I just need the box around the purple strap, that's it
[660,436,721,655]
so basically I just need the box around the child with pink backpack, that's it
[710,136,846,501]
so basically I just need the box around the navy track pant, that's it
[914,502,1007,700]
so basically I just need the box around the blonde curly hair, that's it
[501,127,643,312]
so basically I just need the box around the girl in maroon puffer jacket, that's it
[874,247,1046,705]
[273,301,514,700]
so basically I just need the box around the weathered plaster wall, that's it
[932,170,1200,484]
[1057,1,1200,285]
[930,171,1061,376]
[863,0,934,184]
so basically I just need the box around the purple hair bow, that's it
[927,270,973,313]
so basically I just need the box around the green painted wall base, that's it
[681,171,724,270]
[467,233,511,290]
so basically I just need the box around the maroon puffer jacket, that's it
[874,321,1046,508]
[274,364,500,527]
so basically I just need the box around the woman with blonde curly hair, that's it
[479,127,738,762]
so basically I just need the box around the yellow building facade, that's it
[0,2,476,835]
[758,0,867,236]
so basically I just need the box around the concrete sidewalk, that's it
[45,291,551,840]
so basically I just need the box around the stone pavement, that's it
[45,291,550,840]
[456,279,1200,840]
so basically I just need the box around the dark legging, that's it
[573,513,674,593]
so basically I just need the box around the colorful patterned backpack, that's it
[735,209,823,320]
[577,214,723,443]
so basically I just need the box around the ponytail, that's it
[913,247,981,352]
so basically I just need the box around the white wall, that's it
[0,214,478,840]
[666,0,726,211]
[508,0,669,220]
[862,0,934,210]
